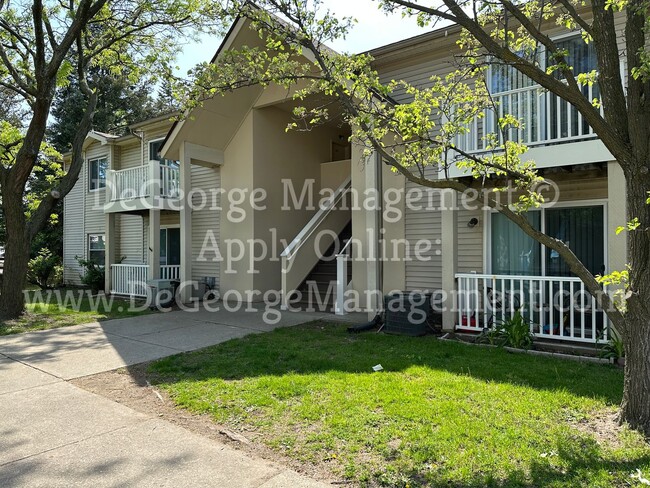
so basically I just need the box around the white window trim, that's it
[484,199,608,276]
[88,156,109,192]
[87,233,106,265]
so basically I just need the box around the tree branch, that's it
[384,0,634,164]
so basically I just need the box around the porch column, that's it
[365,151,382,319]
[104,212,116,294]
[148,209,160,281]
[607,161,627,288]
[441,189,458,331]
[179,141,193,303]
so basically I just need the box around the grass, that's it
[149,321,650,487]
[0,288,152,335]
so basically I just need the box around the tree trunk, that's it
[620,307,650,436]
[0,189,30,320]
[619,170,650,436]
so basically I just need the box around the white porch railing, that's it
[160,265,180,280]
[111,264,149,297]
[110,264,181,297]
[108,160,180,202]
[281,176,352,309]
[456,273,610,343]
[334,238,352,315]
[455,83,603,153]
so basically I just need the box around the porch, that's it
[455,273,610,344]
[110,264,181,297]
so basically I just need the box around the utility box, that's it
[383,293,441,336]
[147,279,177,308]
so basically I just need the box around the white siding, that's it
[191,165,221,283]
[84,142,108,238]
[63,163,85,285]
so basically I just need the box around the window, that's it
[149,139,179,169]
[89,157,108,191]
[88,234,106,265]
[549,36,598,81]
[545,206,604,277]
[160,228,181,266]
[490,205,605,277]
[491,211,542,276]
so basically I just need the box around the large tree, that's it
[0,0,222,318]
[187,0,650,434]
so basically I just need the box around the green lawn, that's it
[149,321,650,487]
[0,289,152,335]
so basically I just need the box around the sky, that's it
[175,0,432,75]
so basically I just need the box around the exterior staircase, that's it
[297,222,352,312]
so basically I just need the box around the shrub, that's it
[27,249,63,289]
[76,257,105,293]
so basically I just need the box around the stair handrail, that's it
[280,176,351,261]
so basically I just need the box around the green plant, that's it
[76,257,105,293]
[598,327,625,361]
[27,249,62,289]
[477,311,534,350]
[476,325,507,347]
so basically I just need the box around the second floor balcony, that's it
[104,160,181,213]
[455,82,603,154]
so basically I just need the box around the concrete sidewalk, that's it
[0,307,344,487]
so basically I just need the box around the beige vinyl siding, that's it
[116,214,145,264]
[191,165,221,283]
[457,208,484,274]
[63,162,86,285]
[552,172,608,202]
[118,142,141,170]
[161,211,180,227]
[404,167,443,291]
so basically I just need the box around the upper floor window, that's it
[489,34,597,94]
[89,157,108,191]
[550,35,597,81]
[149,139,179,169]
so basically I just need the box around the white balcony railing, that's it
[456,273,610,343]
[108,160,180,202]
[455,83,604,153]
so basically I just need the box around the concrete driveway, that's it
[0,307,343,487]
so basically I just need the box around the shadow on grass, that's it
[143,321,648,487]
[148,320,624,405]
[0,288,152,336]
